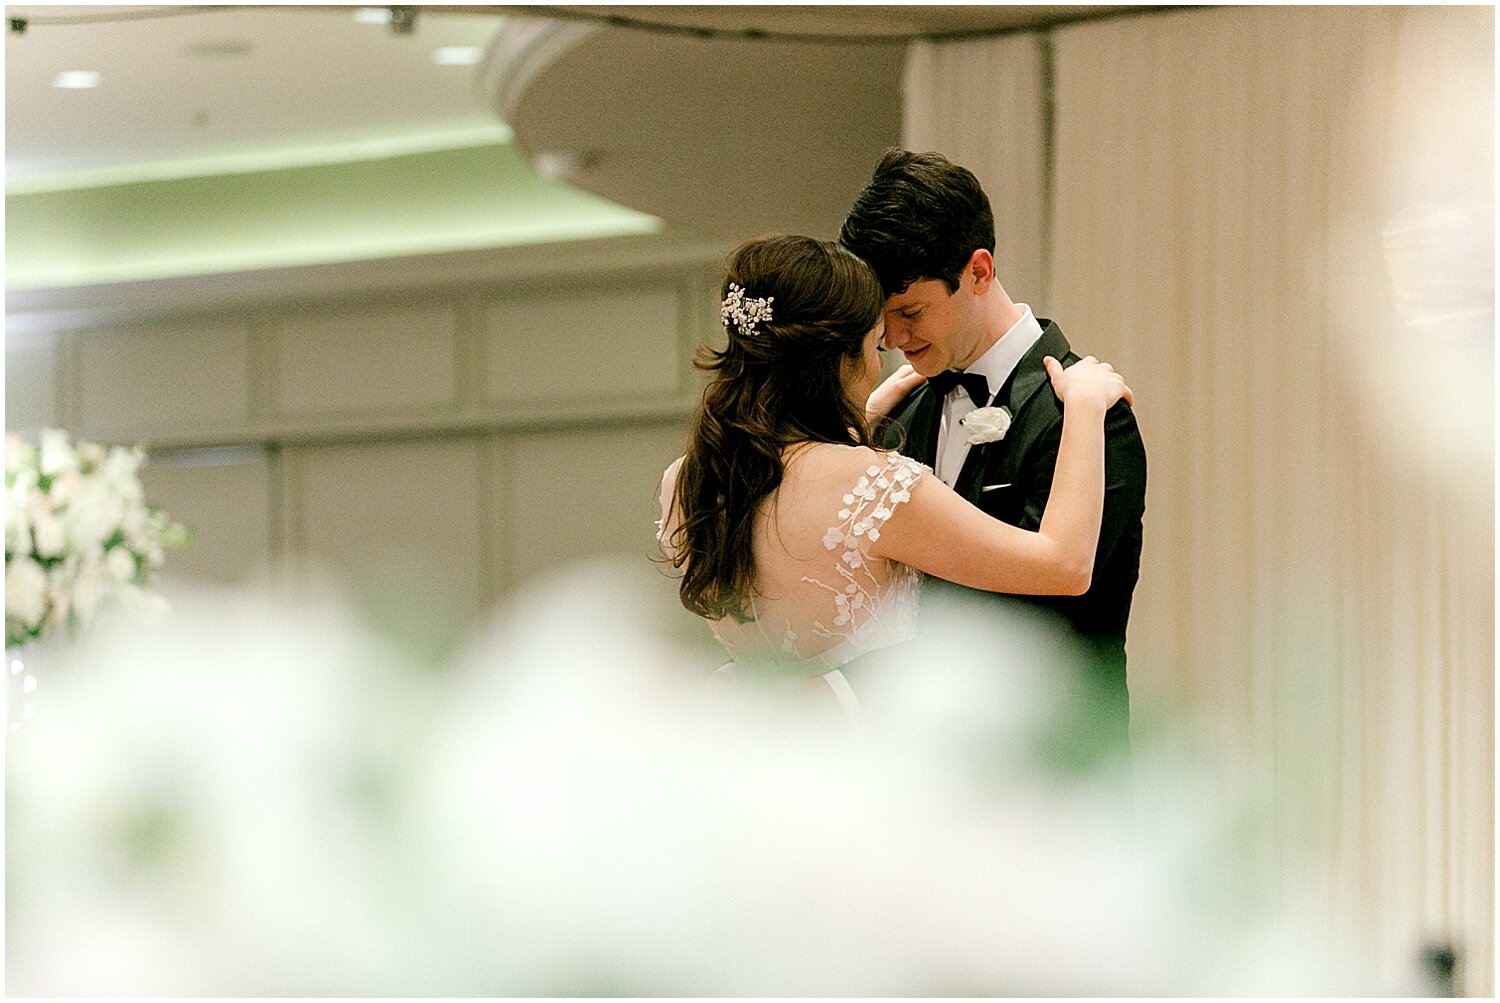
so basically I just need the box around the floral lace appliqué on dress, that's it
[715,450,927,673]
[658,447,929,683]
[802,454,923,650]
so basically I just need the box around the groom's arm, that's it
[874,390,921,453]
[1016,400,1146,591]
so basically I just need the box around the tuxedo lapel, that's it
[1003,321,1072,418]
[951,321,1072,504]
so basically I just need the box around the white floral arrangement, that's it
[5,429,188,649]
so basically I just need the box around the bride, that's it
[657,235,1132,716]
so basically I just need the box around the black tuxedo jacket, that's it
[877,320,1147,746]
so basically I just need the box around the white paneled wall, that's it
[480,285,686,407]
[137,448,276,588]
[286,435,489,619]
[75,317,254,439]
[5,333,60,430]
[275,302,463,418]
[906,6,1492,994]
[7,240,717,642]
[502,423,688,592]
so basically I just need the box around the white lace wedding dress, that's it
[658,444,927,719]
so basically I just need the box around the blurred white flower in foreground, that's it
[7,562,1389,995]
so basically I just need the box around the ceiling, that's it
[6,5,1145,188]
[486,6,1149,243]
[4,5,1153,291]
[3,5,660,291]
[5,4,511,185]
[494,19,905,244]
[503,5,1143,39]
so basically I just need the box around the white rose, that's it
[141,540,166,568]
[959,405,1013,445]
[32,514,66,559]
[118,584,169,623]
[47,470,83,506]
[42,584,72,633]
[6,556,49,629]
[106,547,137,583]
[5,434,36,478]
[64,481,123,554]
[47,555,80,602]
[121,506,151,549]
[39,428,78,477]
[5,494,31,556]
[10,465,39,503]
[71,556,108,624]
[100,447,145,503]
[77,440,106,467]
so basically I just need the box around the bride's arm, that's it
[866,363,926,422]
[657,456,685,559]
[868,356,1132,596]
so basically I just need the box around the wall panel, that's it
[73,318,252,440]
[6,242,719,664]
[274,301,461,418]
[5,333,60,435]
[137,447,275,588]
[286,435,487,625]
[500,420,687,598]
[480,283,684,408]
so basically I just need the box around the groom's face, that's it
[880,272,983,376]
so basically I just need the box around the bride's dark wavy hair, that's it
[667,235,886,621]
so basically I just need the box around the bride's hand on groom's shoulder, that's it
[866,364,927,420]
[1045,355,1135,413]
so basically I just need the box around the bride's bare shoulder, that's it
[783,442,905,485]
[659,454,685,507]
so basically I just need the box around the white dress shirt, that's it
[935,304,1045,486]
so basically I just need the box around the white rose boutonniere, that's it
[959,406,1013,445]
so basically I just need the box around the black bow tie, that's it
[926,369,992,406]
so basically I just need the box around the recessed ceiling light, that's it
[353,7,392,25]
[53,70,101,89]
[431,46,483,66]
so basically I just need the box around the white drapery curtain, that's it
[905,6,1493,993]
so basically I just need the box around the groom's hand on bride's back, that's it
[866,364,927,421]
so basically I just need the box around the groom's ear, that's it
[966,248,995,296]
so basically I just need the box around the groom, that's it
[840,150,1147,752]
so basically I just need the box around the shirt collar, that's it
[962,304,1044,392]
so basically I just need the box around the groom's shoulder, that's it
[874,391,922,450]
[1022,358,1142,437]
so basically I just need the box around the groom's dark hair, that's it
[839,149,995,297]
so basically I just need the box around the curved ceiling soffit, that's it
[480,15,603,123]
[478,17,904,244]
